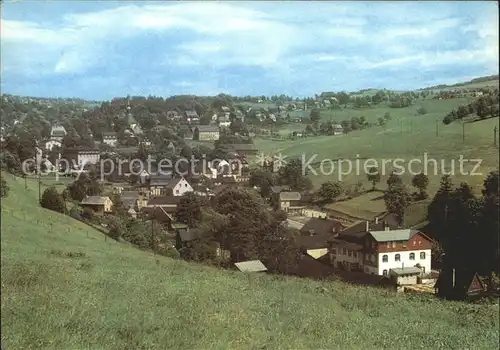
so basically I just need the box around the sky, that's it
[1,1,498,100]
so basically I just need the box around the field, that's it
[254,97,499,196]
[2,174,499,349]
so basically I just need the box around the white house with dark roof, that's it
[366,228,433,276]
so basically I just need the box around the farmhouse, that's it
[80,196,113,216]
[276,191,303,213]
[102,132,118,147]
[194,125,220,141]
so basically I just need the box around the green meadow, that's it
[254,97,499,196]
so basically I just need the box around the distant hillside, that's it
[2,174,499,348]
[420,75,499,91]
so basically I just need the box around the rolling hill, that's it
[1,173,499,348]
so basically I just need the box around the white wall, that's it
[103,139,117,147]
[45,140,61,151]
[173,178,194,196]
[377,249,431,276]
[78,153,99,165]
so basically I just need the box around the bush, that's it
[0,176,9,198]
[40,186,65,213]
[416,107,427,115]
[69,206,83,220]
[81,207,95,221]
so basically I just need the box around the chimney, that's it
[365,221,369,232]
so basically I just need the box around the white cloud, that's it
[1,1,498,96]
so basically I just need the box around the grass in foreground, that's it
[1,175,499,349]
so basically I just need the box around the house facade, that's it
[194,125,220,141]
[80,196,113,215]
[166,177,194,196]
[102,132,118,147]
[363,229,433,276]
[62,149,100,167]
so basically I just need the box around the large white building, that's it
[328,220,433,277]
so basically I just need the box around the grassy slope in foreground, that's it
[1,174,499,349]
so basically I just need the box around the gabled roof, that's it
[279,191,301,201]
[294,234,333,250]
[390,267,422,276]
[300,218,344,236]
[141,206,173,222]
[369,229,419,242]
[196,125,219,133]
[235,260,267,272]
[185,110,199,118]
[270,185,290,194]
[147,196,183,206]
[81,196,111,205]
[149,174,174,186]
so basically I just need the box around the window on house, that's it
[402,241,407,247]
[382,254,388,262]
[413,241,416,246]
[185,184,188,187]
[383,269,388,276]
[409,253,415,260]
[392,241,396,248]
[386,241,391,248]
[353,251,357,258]
[395,254,401,262]
[348,250,352,257]
[342,248,347,255]
[331,249,336,255]
[420,252,426,259]
[418,240,422,245]
[176,190,179,194]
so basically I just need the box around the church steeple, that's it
[125,97,137,127]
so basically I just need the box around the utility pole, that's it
[151,205,156,255]
[24,174,27,190]
[494,126,498,147]
[462,122,465,143]
[38,174,41,203]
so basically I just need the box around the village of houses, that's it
[29,103,485,301]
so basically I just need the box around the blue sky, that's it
[1,1,498,100]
